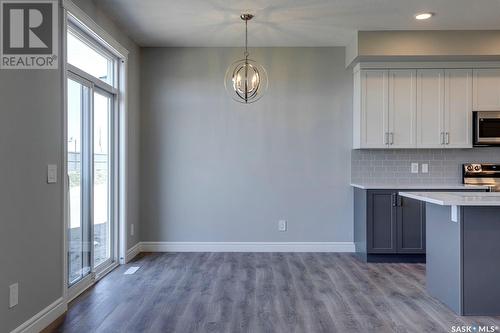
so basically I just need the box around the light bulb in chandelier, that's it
[224,14,268,104]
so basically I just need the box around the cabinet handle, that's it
[445,132,450,145]
[397,195,402,207]
[384,132,389,145]
[389,132,394,145]
[441,132,445,145]
[392,193,397,207]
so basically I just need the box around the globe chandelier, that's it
[224,13,268,104]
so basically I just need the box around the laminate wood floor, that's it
[52,253,500,333]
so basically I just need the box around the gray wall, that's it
[347,30,500,65]
[140,47,353,242]
[0,0,140,331]
[0,59,63,333]
[352,148,500,185]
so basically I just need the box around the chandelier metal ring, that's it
[224,13,268,104]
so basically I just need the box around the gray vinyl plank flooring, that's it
[51,253,500,333]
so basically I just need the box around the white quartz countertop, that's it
[350,183,490,190]
[398,192,500,206]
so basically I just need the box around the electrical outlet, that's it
[411,163,419,174]
[130,224,134,236]
[9,283,18,308]
[421,163,429,173]
[278,220,287,232]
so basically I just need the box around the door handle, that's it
[392,193,398,207]
[445,132,450,145]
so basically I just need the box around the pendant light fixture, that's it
[224,14,268,104]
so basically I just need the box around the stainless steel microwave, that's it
[473,111,500,146]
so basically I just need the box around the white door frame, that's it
[61,0,129,303]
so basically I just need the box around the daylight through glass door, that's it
[66,20,119,290]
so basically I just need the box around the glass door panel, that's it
[93,91,113,268]
[67,78,91,286]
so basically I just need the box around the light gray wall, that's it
[0,0,140,331]
[140,47,353,242]
[0,61,63,333]
[347,30,500,66]
[352,148,500,185]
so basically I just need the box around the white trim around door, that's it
[62,0,129,305]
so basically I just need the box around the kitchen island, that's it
[399,192,500,316]
[351,184,489,263]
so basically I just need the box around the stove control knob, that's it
[474,165,481,171]
[466,165,474,172]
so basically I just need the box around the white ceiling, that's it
[96,0,500,47]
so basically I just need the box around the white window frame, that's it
[61,0,129,303]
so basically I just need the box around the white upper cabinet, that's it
[473,69,500,111]
[444,69,473,148]
[354,70,388,148]
[353,65,484,149]
[416,69,444,148]
[388,70,417,148]
[415,69,472,148]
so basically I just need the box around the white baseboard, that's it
[140,241,355,253]
[11,297,66,333]
[125,242,141,263]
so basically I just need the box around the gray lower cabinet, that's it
[354,187,486,262]
[356,188,426,262]
[397,195,425,253]
[366,191,398,253]
[366,190,425,255]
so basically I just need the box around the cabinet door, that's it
[367,191,397,254]
[397,196,426,253]
[360,70,389,148]
[473,69,500,111]
[445,69,473,148]
[388,70,417,148]
[416,69,445,148]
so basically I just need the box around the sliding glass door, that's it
[66,17,120,296]
[67,75,115,288]
[62,7,126,300]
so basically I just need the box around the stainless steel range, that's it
[463,163,500,192]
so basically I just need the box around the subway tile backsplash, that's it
[351,148,500,185]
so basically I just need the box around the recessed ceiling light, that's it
[415,12,434,20]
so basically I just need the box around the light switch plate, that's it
[421,163,429,173]
[9,283,18,308]
[411,163,419,174]
[47,164,57,184]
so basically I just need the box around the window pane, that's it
[67,29,113,85]
[68,78,91,285]
[93,91,112,267]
